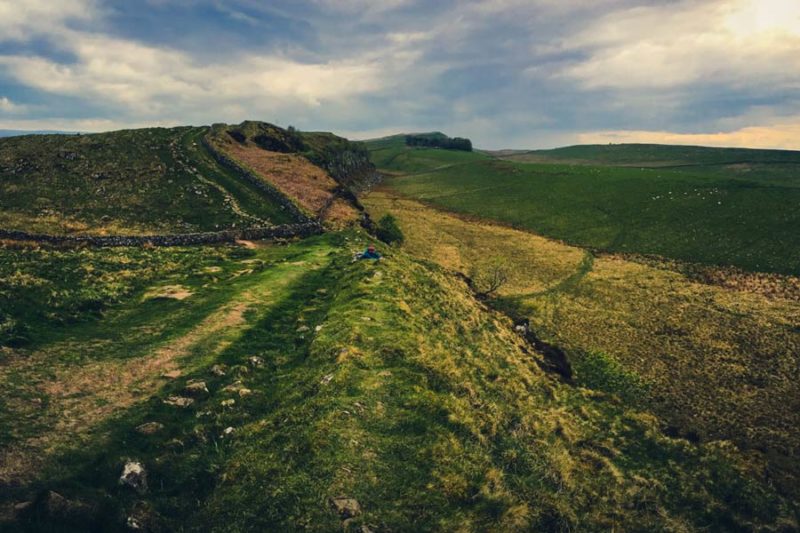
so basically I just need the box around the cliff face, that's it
[300,131,382,193]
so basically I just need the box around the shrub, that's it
[376,214,404,245]
[468,258,510,298]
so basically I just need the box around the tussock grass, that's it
[3,232,795,531]
[364,190,800,506]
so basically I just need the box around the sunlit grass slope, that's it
[1,233,796,531]
[364,189,800,502]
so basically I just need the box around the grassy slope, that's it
[0,127,293,235]
[366,135,487,176]
[363,189,800,500]
[384,156,800,275]
[1,234,795,531]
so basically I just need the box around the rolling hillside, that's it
[2,233,796,531]
[0,127,797,530]
[368,138,800,274]
[0,122,375,237]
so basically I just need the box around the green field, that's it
[367,134,487,175]
[1,233,796,531]
[369,139,800,274]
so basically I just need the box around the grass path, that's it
[0,239,336,489]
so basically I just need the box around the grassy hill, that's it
[0,127,297,235]
[373,140,800,274]
[0,128,797,530]
[1,232,796,531]
[0,122,375,236]
[364,190,800,499]
[498,143,800,187]
[366,133,487,176]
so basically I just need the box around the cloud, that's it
[0,0,798,149]
[0,0,99,40]
[560,0,800,90]
[0,96,26,114]
[0,27,386,120]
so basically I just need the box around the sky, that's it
[0,0,799,149]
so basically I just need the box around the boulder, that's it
[135,422,164,436]
[119,461,148,493]
[248,356,265,368]
[184,380,209,397]
[329,497,361,520]
[163,396,194,408]
[211,364,227,377]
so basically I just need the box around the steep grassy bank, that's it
[364,189,800,501]
[1,233,796,531]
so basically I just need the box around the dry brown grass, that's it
[213,135,359,225]
[363,189,584,296]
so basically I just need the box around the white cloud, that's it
[0,26,386,120]
[0,96,26,114]
[560,0,800,89]
[0,0,99,41]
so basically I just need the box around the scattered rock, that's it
[143,285,192,301]
[330,497,361,520]
[184,380,209,397]
[163,396,194,408]
[320,373,334,385]
[126,501,164,532]
[13,501,33,513]
[127,516,143,530]
[119,461,148,494]
[161,370,182,380]
[211,364,227,377]
[248,356,264,368]
[222,380,244,392]
[136,422,164,436]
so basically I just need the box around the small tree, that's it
[468,258,510,298]
[376,214,404,245]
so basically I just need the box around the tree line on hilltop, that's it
[405,134,472,152]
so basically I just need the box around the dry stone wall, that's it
[0,223,323,248]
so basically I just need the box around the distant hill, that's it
[365,132,485,175]
[0,129,78,138]
[370,140,800,274]
[494,143,800,186]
